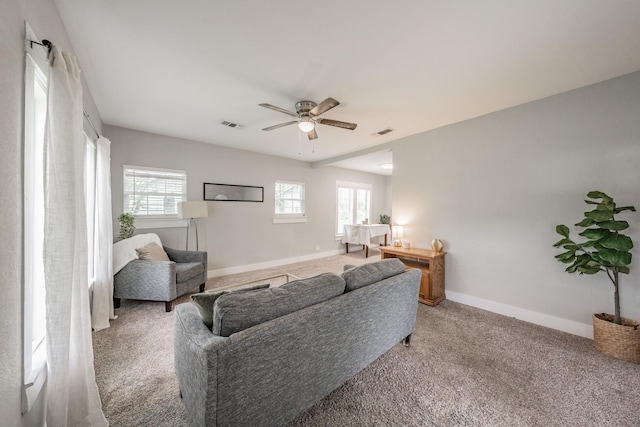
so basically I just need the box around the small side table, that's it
[379,246,446,306]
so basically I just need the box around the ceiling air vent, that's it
[374,128,394,136]
[221,120,244,129]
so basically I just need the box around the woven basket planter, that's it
[593,313,640,364]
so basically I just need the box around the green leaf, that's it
[587,191,612,203]
[575,218,595,227]
[600,234,633,251]
[598,220,629,231]
[578,228,610,240]
[584,200,598,205]
[577,266,600,274]
[584,209,613,222]
[615,205,637,214]
[617,266,630,274]
[597,248,632,266]
[552,238,573,247]
[556,224,570,238]
[565,264,578,273]
[555,250,576,261]
[581,240,599,248]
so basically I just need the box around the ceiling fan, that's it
[259,97,357,140]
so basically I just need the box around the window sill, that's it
[273,216,307,224]
[134,218,189,229]
[22,347,47,414]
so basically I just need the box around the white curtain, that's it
[43,46,108,426]
[91,136,115,331]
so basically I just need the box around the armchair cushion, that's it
[135,242,170,261]
[175,262,205,283]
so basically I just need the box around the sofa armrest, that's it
[174,304,228,427]
[165,246,208,265]
[113,259,177,301]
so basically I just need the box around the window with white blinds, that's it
[123,165,186,217]
[273,180,306,223]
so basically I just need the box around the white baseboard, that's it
[207,249,345,278]
[446,291,594,339]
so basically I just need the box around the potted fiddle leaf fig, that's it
[553,191,639,363]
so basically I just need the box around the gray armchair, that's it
[114,246,208,312]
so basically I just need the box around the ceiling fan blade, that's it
[259,103,298,117]
[307,127,318,140]
[262,121,297,131]
[310,97,339,116]
[316,118,357,130]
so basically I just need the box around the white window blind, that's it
[275,181,305,215]
[123,165,186,217]
[274,180,306,223]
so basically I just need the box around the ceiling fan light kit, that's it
[297,116,315,132]
[260,97,357,141]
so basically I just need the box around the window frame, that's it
[122,164,188,228]
[22,24,49,414]
[273,180,307,224]
[335,181,372,237]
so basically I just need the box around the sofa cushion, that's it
[135,242,170,261]
[175,262,205,283]
[190,283,270,330]
[342,258,406,292]
[212,273,346,337]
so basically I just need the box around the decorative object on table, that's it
[402,240,411,249]
[431,238,444,253]
[379,214,391,224]
[362,218,369,225]
[117,212,135,240]
[392,225,404,247]
[178,201,209,250]
[553,191,639,363]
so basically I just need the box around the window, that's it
[123,165,186,217]
[23,30,48,412]
[336,181,372,235]
[274,180,306,223]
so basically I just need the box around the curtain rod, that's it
[29,37,101,140]
[83,110,100,140]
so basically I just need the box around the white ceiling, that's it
[54,1,640,174]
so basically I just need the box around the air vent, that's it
[221,120,244,129]
[374,128,394,136]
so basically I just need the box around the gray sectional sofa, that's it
[173,258,421,427]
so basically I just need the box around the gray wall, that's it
[106,125,389,271]
[1,0,102,425]
[391,71,640,335]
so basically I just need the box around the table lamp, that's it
[392,225,403,247]
[178,201,208,250]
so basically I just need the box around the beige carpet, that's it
[93,248,640,426]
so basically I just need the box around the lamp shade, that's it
[178,201,208,219]
[297,117,315,133]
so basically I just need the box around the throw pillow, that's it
[212,273,346,337]
[190,283,270,330]
[135,242,170,261]
[342,258,406,292]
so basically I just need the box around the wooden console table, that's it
[379,246,446,306]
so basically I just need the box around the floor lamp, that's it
[178,201,209,250]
